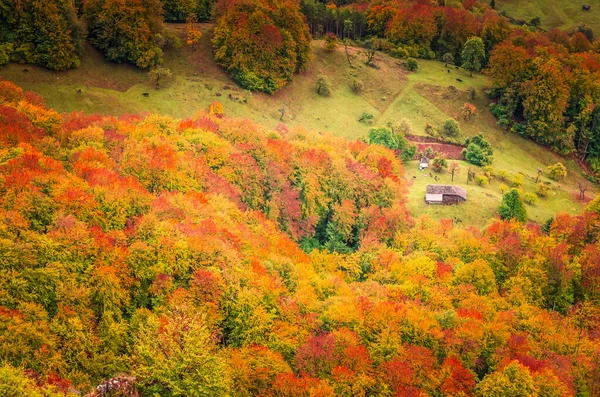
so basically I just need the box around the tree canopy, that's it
[212,0,311,93]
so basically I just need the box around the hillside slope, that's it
[496,0,600,34]
[1,78,600,396]
[2,23,598,228]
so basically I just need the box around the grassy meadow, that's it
[496,0,600,34]
[1,23,597,228]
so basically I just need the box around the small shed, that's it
[425,185,467,205]
[419,156,430,170]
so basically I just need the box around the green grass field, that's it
[1,23,597,227]
[496,0,600,34]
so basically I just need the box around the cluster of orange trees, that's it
[1,79,600,395]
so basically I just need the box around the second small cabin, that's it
[419,156,429,170]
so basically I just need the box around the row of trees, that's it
[301,0,512,64]
[1,78,600,396]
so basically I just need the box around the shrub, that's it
[536,182,550,197]
[497,170,508,181]
[463,134,493,166]
[212,0,311,93]
[432,156,448,173]
[547,162,567,181]
[387,118,413,136]
[316,74,332,97]
[512,174,524,188]
[324,33,338,52]
[148,67,173,88]
[523,192,538,205]
[392,46,410,59]
[499,183,509,193]
[350,79,364,93]
[0,44,13,66]
[482,166,496,179]
[359,112,375,124]
[441,118,461,137]
[476,175,489,186]
[406,58,418,71]
[461,103,477,120]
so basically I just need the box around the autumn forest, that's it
[1,0,600,396]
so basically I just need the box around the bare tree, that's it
[449,162,460,181]
[536,168,543,183]
[343,39,353,67]
[578,181,589,200]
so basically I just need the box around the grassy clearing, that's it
[405,160,589,229]
[1,22,597,226]
[496,0,600,34]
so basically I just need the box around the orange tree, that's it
[212,0,311,93]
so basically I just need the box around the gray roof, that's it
[420,157,429,164]
[426,184,467,200]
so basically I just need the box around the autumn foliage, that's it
[212,0,312,93]
[1,79,600,396]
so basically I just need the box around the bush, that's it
[0,44,13,66]
[476,175,489,186]
[324,33,338,52]
[499,183,509,193]
[406,58,418,71]
[523,192,538,205]
[462,134,493,166]
[497,170,508,181]
[432,156,448,173]
[536,182,550,197]
[316,74,332,97]
[359,112,375,124]
[387,118,413,136]
[212,0,311,93]
[512,174,524,188]
[148,67,173,88]
[547,162,567,181]
[441,118,460,137]
[461,103,477,121]
[350,79,364,93]
[391,46,410,59]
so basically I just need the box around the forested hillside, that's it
[1,80,600,396]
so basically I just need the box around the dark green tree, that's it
[461,37,485,76]
[498,189,528,222]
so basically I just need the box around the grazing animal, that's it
[456,78,463,82]
[447,69,450,73]
[142,92,149,97]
